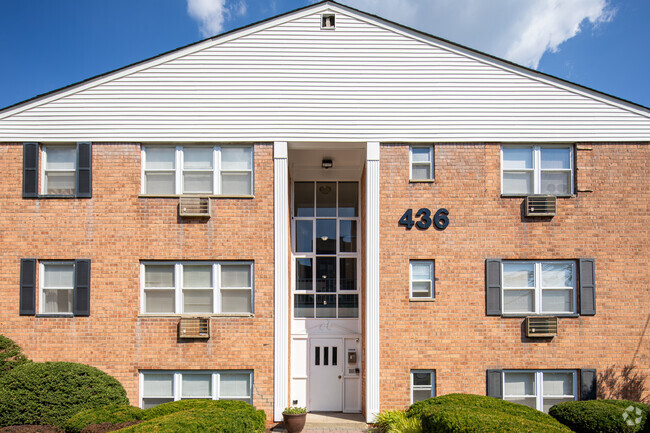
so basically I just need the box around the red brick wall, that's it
[378,143,650,409]
[0,142,275,417]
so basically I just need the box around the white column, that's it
[273,141,289,421]
[365,141,380,422]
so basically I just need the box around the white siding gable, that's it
[1,3,649,142]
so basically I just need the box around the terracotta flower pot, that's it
[283,412,307,433]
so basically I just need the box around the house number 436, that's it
[399,208,449,230]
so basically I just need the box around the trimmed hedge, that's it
[0,362,128,428]
[549,400,649,433]
[408,394,572,433]
[0,335,30,374]
[421,405,572,433]
[118,400,266,433]
[63,405,144,433]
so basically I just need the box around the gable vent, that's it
[525,195,557,217]
[525,316,558,338]
[321,14,335,29]
[179,196,211,218]
[179,317,210,339]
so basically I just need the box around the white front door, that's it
[309,338,343,411]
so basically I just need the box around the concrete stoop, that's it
[271,412,370,432]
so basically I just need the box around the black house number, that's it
[399,208,449,230]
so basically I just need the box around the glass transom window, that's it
[501,145,573,196]
[142,145,253,195]
[502,261,576,315]
[140,371,253,409]
[42,146,76,195]
[293,181,359,319]
[503,370,576,413]
[142,262,253,314]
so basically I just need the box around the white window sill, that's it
[409,297,436,302]
[500,313,578,318]
[409,179,435,183]
[35,313,74,318]
[500,194,574,198]
[139,194,254,199]
[138,313,254,318]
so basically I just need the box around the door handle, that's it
[338,375,342,379]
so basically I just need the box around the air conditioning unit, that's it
[179,196,211,218]
[525,195,557,217]
[178,317,210,339]
[525,316,558,338]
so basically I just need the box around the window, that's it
[410,145,434,180]
[503,370,576,412]
[23,142,92,198]
[142,262,253,314]
[142,145,253,195]
[502,261,576,315]
[41,262,74,314]
[410,260,434,299]
[140,371,253,409]
[292,181,360,319]
[501,145,573,195]
[411,370,435,403]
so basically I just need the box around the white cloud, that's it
[187,0,248,37]
[340,0,615,68]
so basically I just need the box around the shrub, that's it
[119,400,266,433]
[421,405,572,433]
[374,410,422,433]
[63,405,144,433]
[549,400,649,433]
[0,362,128,428]
[408,394,571,433]
[0,335,30,374]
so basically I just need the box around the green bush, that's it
[63,405,144,433]
[421,405,572,433]
[0,362,128,428]
[0,335,31,374]
[408,394,571,433]
[408,393,566,428]
[119,400,266,433]
[549,400,649,433]
[374,409,422,433]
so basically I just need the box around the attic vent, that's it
[525,316,558,338]
[179,317,210,339]
[525,195,557,217]
[321,14,335,29]
[179,196,211,218]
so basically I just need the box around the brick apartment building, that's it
[0,1,649,423]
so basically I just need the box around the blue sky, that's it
[0,0,648,110]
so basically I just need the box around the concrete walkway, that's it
[270,412,371,432]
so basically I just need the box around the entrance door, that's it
[309,338,343,411]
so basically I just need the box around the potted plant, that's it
[282,406,307,433]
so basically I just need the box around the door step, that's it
[271,412,369,432]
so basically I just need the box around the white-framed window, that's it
[141,262,253,314]
[40,262,75,314]
[140,370,253,409]
[42,146,76,195]
[411,370,436,403]
[501,145,573,196]
[410,145,434,180]
[410,260,434,299]
[141,145,253,195]
[503,370,576,413]
[502,261,576,315]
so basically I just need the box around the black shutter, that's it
[486,259,502,316]
[76,142,92,198]
[23,143,39,198]
[486,370,503,398]
[20,259,37,315]
[579,259,596,316]
[73,259,91,316]
[580,369,597,400]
